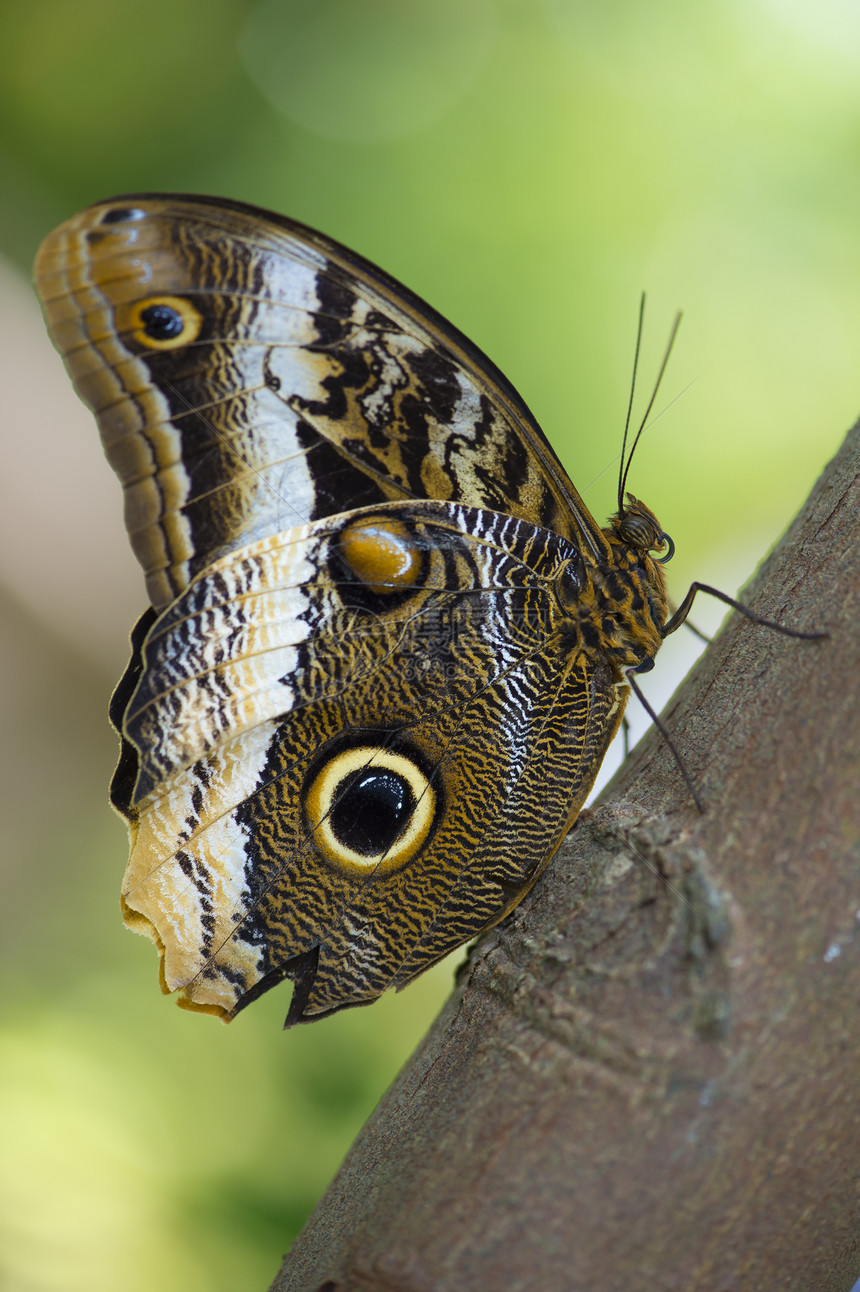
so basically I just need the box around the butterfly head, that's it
[611,493,674,565]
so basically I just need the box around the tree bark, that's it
[271,422,860,1292]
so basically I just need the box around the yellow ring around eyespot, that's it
[127,295,203,350]
[338,518,422,594]
[305,746,436,876]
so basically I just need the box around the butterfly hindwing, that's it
[115,502,623,1020]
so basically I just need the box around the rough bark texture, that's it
[272,423,860,1292]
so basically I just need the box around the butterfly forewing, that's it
[34,195,607,611]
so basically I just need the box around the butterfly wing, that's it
[34,195,630,1023]
[34,194,607,611]
[113,502,623,1022]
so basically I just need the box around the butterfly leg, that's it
[621,714,631,759]
[662,582,827,641]
[626,659,705,813]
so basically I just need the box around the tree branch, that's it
[272,422,860,1292]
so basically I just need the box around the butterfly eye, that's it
[617,512,653,549]
[128,295,202,350]
[304,745,438,876]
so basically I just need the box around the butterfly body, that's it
[35,196,672,1023]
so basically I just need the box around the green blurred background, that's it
[1,2,858,1288]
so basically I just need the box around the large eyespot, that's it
[126,295,202,350]
[337,517,423,595]
[304,745,437,876]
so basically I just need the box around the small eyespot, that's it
[126,295,202,350]
[304,745,437,876]
[140,304,184,341]
[338,517,422,595]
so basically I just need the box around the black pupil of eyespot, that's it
[139,303,184,340]
[330,769,416,857]
[102,207,145,224]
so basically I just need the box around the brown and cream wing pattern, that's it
[33,195,670,1026]
[34,194,605,611]
[111,502,622,1023]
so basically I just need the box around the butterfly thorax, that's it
[561,494,670,673]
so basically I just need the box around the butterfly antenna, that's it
[618,293,646,515]
[619,309,683,508]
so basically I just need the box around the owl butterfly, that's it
[34,196,818,1026]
